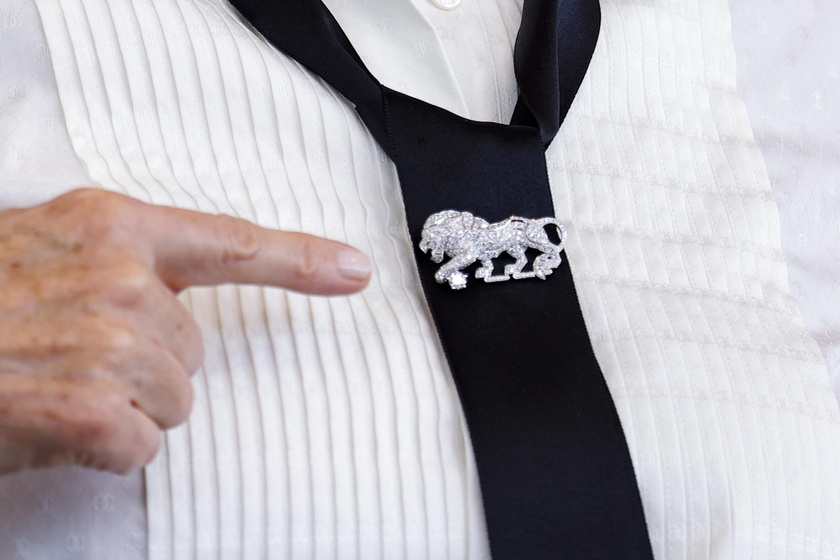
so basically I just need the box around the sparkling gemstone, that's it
[449,272,468,289]
[420,210,566,290]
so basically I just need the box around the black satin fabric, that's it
[228,0,654,557]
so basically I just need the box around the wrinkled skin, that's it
[0,189,371,474]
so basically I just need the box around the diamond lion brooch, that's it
[419,210,567,290]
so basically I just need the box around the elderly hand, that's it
[0,189,371,475]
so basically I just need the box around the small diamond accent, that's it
[449,272,468,290]
[419,210,567,290]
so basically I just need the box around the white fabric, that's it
[0,0,89,197]
[0,0,839,558]
[730,0,840,398]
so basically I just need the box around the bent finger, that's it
[113,345,194,430]
[0,377,161,474]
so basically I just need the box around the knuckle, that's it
[63,383,159,474]
[290,235,321,283]
[101,322,137,350]
[51,189,137,240]
[93,324,140,361]
[56,320,141,378]
[66,386,123,449]
[216,215,261,264]
[96,259,155,308]
[51,188,100,212]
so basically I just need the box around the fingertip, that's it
[336,249,372,285]
[280,236,372,295]
[309,246,371,296]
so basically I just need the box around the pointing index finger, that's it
[138,203,371,294]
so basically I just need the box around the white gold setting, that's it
[419,210,567,290]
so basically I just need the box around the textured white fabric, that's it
[0,0,89,198]
[730,0,840,398]
[2,0,840,558]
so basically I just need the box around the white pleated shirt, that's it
[1,0,840,559]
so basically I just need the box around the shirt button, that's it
[431,0,461,9]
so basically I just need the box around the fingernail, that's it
[338,249,372,281]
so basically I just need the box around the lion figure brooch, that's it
[419,210,567,290]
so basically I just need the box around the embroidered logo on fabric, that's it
[419,210,567,290]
